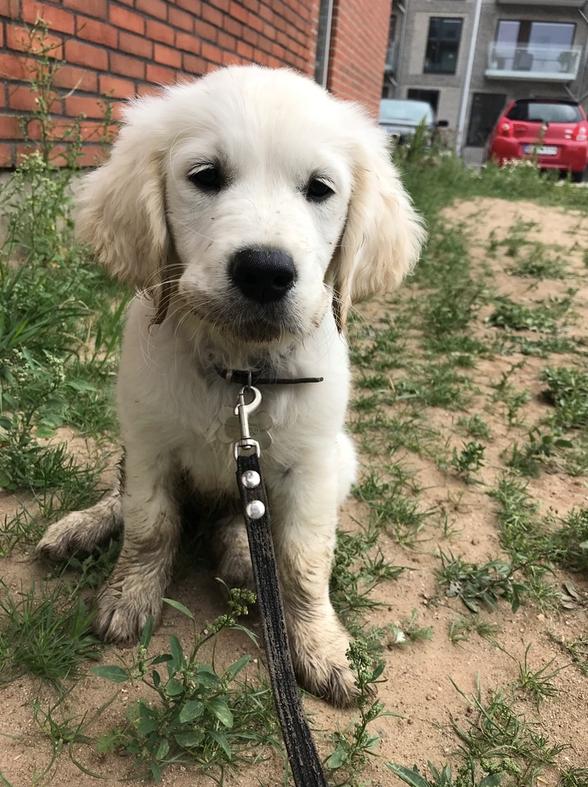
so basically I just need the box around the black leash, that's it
[231,381,328,787]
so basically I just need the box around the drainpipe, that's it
[316,0,335,88]
[455,0,484,155]
[394,2,407,97]
[576,3,588,104]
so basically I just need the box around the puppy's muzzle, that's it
[229,246,296,305]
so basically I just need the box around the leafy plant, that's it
[326,640,391,786]
[450,441,485,482]
[436,552,529,613]
[94,590,280,782]
[541,367,588,429]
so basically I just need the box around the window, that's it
[466,93,506,147]
[424,17,463,74]
[506,100,582,123]
[496,20,575,49]
[407,88,440,114]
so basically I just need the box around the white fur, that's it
[39,66,424,706]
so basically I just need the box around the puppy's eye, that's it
[187,164,225,193]
[305,177,334,203]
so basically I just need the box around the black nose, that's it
[229,247,296,304]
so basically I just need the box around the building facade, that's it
[0,0,391,167]
[384,0,588,162]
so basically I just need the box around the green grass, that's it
[489,296,572,334]
[457,415,492,441]
[492,477,588,573]
[331,519,405,625]
[0,581,100,685]
[448,616,500,646]
[508,243,568,280]
[353,472,434,547]
[515,645,564,706]
[541,367,588,429]
[389,677,569,787]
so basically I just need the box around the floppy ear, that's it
[329,124,426,330]
[75,100,168,289]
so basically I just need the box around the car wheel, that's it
[571,170,584,183]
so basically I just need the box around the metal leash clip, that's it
[234,384,263,459]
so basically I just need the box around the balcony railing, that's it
[485,43,582,81]
[497,0,586,7]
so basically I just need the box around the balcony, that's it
[497,0,586,6]
[485,44,582,81]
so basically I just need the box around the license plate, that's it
[524,144,558,156]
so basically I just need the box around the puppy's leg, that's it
[212,514,254,590]
[95,455,180,644]
[270,452,358,707]
[37,464,124,560]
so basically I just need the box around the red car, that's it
[488,98,588,183]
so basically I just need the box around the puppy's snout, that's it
[229,247,296,304]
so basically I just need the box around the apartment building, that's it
[384,0,588,162]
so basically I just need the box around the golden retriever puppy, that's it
[37,66,424,706]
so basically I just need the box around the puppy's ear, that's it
[329,123,426,330]
[75,101,167,289]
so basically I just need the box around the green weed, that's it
[451,684,566,785]
[457,415,491,441]
[450,441,485,482]
[94,590,280,782]
[331,520,405,625]
[0,581,100,685]
[489,296,572,333]
[541,367,588,429]
[387,609,433,647]
[326,640,391,786]
[515,645,564,706]
[436,552,529,613]
[448,616,500,646]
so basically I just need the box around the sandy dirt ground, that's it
[1,197,587,786]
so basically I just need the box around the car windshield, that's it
[506,101,582,124]
[379,100,433,125]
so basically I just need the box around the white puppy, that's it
[37,66,424,706]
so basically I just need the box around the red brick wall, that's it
[327,0,390,117]
[0,0,320,166]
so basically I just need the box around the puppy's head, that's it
[77,66,425,343]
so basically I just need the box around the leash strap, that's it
[233,386,327,787]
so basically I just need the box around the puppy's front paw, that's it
[36,511,105,561]
[94,576,162,645]
[213,515,255,591]
[290,625,360,707]
[37,504,121,561]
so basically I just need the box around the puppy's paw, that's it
[213,516,255,591]
[37,511,107,561]
[94,576,162,645]
[290,625,360,707]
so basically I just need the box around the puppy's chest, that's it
[175,388,297,492]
